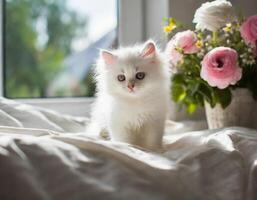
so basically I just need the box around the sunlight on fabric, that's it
[205,131,235,152]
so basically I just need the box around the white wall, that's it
[233,0,257,16]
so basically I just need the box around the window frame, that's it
[0,0,170,117]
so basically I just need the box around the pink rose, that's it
[240,15,257,46]
[166,30,199,66]
[166,43,183,66]
[200,47,242,89]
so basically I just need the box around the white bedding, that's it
[0,97,257,200]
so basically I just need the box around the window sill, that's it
[16,97,94,117]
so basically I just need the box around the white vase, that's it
[204,88,257,129]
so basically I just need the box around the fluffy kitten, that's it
[87,41,170,151]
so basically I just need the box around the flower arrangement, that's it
[164,0,257,114]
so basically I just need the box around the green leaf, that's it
[187,103,197,114]
[187,81,199,95]
[198,83,215,106]
[172,84,186,102]
[172,74,185,84]
[214,88,232,109]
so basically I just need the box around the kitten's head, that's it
[96,41,169,99]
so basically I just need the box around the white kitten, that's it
[87,41,170,151]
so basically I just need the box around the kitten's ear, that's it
[140,41,156,58]
[101,50,117,66]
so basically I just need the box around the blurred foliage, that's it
[83,69,96,97]
[5,0,92,98]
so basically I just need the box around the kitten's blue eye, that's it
[117,74,126,82]
[135,72,145,80]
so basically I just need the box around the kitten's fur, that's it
[87,41,170,151]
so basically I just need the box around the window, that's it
[3,0,117,98]
[0,0,169,116]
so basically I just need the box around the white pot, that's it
[204,88,257,129]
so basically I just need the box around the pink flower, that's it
[240,15,257,46]
[166,43,183,66]
[166,30,200,66]
[200,47,242,89]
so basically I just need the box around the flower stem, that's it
[212,31,218,46]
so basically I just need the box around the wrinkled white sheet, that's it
[0,98,257,200]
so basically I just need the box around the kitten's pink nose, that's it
[127,83,135,91]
